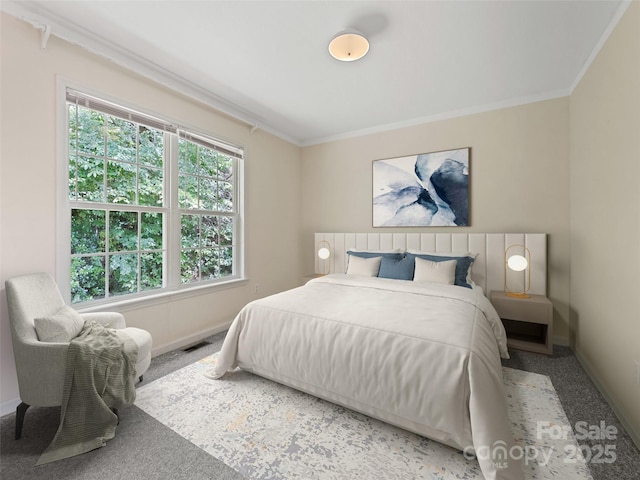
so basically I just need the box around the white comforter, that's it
[208,275,524,480]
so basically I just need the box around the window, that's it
[177,134,235,284]
[64,88,243,306]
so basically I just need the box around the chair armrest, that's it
[80,312,126,329]
[13,340,69,406]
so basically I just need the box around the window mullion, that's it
[138,211,142,295]
[103,112,108,204]
[72,104,79,200]
[105,210,110,299]
[166,134,181,289]
[135,127,140,206]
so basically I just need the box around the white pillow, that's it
[413,257,457,285]
[346,255,382,276]
[408,250,478,287]
[34,305,85,343]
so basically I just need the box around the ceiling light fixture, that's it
[328,28,369,62]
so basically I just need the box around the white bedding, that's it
[208,274,524,480]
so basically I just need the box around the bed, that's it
[208,233,546,480]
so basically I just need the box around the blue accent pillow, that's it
[407,253,475,288]
[378,254,414,280]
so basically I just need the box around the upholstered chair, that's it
[5,272,152,439]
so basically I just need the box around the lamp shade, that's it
[507,254,528,272]
[317,240,331,275]
[328,28,369,61]
[504,245,531,298]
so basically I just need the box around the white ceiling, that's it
[3,0,628,146]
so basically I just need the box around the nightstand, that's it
[490,291,553,355]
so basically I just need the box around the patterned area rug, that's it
[135,354,593,479]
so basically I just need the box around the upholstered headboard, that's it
[314,233,547,296]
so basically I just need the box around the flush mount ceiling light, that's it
[328,28,369,61]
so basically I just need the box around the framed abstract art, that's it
[372,148,469,227]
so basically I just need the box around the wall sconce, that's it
[317,240,331,275]
[505,244,531,298]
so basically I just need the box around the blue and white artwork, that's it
[373,148,469,227]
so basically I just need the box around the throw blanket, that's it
[37,321,138,465]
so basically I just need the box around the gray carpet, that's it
[1,332,638,479]
[502,347,640,480]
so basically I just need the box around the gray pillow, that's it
[34,305,85,342]
[378,254,414,280]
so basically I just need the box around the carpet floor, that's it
[1,332,638,480]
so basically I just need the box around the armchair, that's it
[5,272,152,439]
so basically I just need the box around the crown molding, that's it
[301,89,571,147]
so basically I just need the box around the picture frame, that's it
[372,147,470,227]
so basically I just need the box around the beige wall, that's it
[0,14,302,410]
[301,98,571,343]
[569,2,640,444]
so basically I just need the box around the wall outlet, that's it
[254,283,259,294]
[635,360,640,386]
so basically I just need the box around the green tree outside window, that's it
[67,97,239,305]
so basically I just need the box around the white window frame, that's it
[56,79,246,310]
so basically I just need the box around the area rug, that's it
[135,354,593,479]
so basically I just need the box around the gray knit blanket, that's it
[37,321,138,465]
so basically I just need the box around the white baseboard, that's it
[574,348,640,451]
[0,321,233,419]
